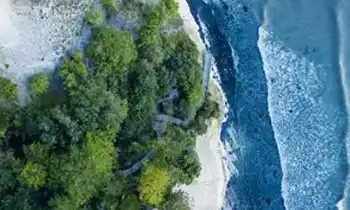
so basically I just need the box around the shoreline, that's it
[178,0,228,209]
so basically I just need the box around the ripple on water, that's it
[259,25,348,209]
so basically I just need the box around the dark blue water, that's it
[188,0,350,209]
[187,0,285,209]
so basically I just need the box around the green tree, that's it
[154,127,200,185]
[59,52,88,94]
[49,130,117,207]
[161,0,179,20]
[137,0,178,47]
[30,73,50,95]
[157,66,175,98]
[85,9,104,27]
[188,82,203,108]
[24,105,83,148]
[29,52,126,148]
[100,0,117,17]
[162,127,195,157]
[138,35,165,65]
[122,59,158,138]
[138,164,169,206]
[0,113,9,140]
[49,196,77,210]
[190,96,220,135]
[87,27,136,94]
[119,195,140,210]
[138,8,163,46]
[24,143,49,165]
[69,80,128,132]
[165,32,203,110]
[173,151,201,185]
[0,151,17,194]
[160,191,190,210]
[0,187,36,210]
[94,175,128,209]
[0,77,18,101]
[20,162,47,190]
[0,152,35,209]
[101,0,116,9]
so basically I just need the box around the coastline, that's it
[182,80,228,210]
[178,0,228,209]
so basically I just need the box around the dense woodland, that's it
[0,0,219,209]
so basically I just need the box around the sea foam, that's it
[258,25,348,209]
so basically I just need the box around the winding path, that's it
[115,150,156,175]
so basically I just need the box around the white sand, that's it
[0,0,16,44]
[181,81,227,210]
[0,0,92,103]
[178,1,227,209]
[177,0,205,53]
[337,198,345,210]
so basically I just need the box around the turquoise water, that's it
[188,0,350,209]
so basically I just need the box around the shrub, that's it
[174,151,201,184]
[24,143,49,165]
[49,130,117,207]
[121,59,158,138]
[161,0,179,20]
[0,77,18,101]
[0,117,8,139]
[85,9,104,27]
[87,27,136,93]
[189,97,220,135]
[160,191,190,210]
[20,162,47,190]
[119,195,140,210]
[59,52,88,93]
[100,0,117,17]
[30,74,50,95]
[139,164,169,206]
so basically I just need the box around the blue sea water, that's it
[188,0,284,209]
[187,0,350,209]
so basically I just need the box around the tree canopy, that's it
[0,76,18,101]
[0,0,219,209]
[121,59,158,138]
[20,162,47,190]
[87,26,137,94]
[138,164,169,206]
[160,191,191,210]
[30,73,50,95]
[49,130,117,208]
[85,9,104,27]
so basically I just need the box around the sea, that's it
[187,0,350,209]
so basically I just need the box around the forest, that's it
[0,0,219,209]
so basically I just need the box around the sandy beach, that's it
[182,81,227,210]
[0,0,16,44]
[178,1,227,209]
[177,0,205,53]
[0,0,92,103]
